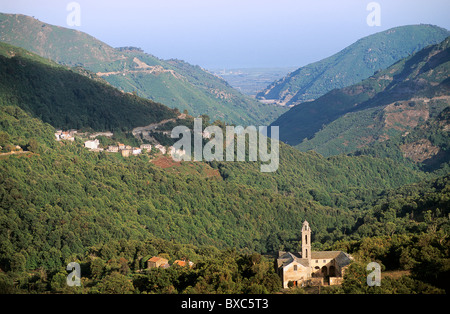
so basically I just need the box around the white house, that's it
[84,139,100,150]
[132,148,142,155]
[140,144,152,151]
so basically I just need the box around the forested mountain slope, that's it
[257,24,449,106]
[0,13,286,125]
[0,52,429,263]
[271,37,450,153]
[352,106,450,173]
[0,42,177,131]
[1,103,448,293]
[0,17,448,295]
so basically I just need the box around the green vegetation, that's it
[0,105,354,257]
[272,36,450,151]
[331,175,450,293]
[0,42,178,131]
[0,12,287,126]
[0,27,448,295]
[352,106,450,174]
[0,237,282,294]
[257,24,450,106]
[1,100,447,293]
[213,144,425,209]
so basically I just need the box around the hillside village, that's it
[0,10,448,297]
[55,129,186,159]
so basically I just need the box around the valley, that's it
[271,36,450,156]
[0,8,448,298]
[210,67,297,97]
[0,13,287,126]
[257,24,450,107]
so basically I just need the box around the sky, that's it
[1,0,449,69]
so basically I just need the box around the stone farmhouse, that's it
[276,221,352,288]
[147,256,169,269]
[146,256,194,269]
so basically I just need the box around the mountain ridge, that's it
[0,12,286,126]
[257,24,450,107]
[270,36,450,156]
[0,28,449,294]
[0,41,178,131]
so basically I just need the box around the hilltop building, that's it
[276,221,352,288]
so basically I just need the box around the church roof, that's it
[277,250,352,268]
[276,220,352,269]
[311,251,352,267]
[334,251,353,267]
[277,251,309,268]
[311,251,342,259]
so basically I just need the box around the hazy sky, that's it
[1,0,449,69]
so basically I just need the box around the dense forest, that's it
[0,102,448,294]
[0,41,449,295]
[0,42,178,131]
[0,13,287,126]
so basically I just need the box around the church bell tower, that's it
[302,220,311,262]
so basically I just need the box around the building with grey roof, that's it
[276,221,352,288]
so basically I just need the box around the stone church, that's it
[276,221,352,288]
